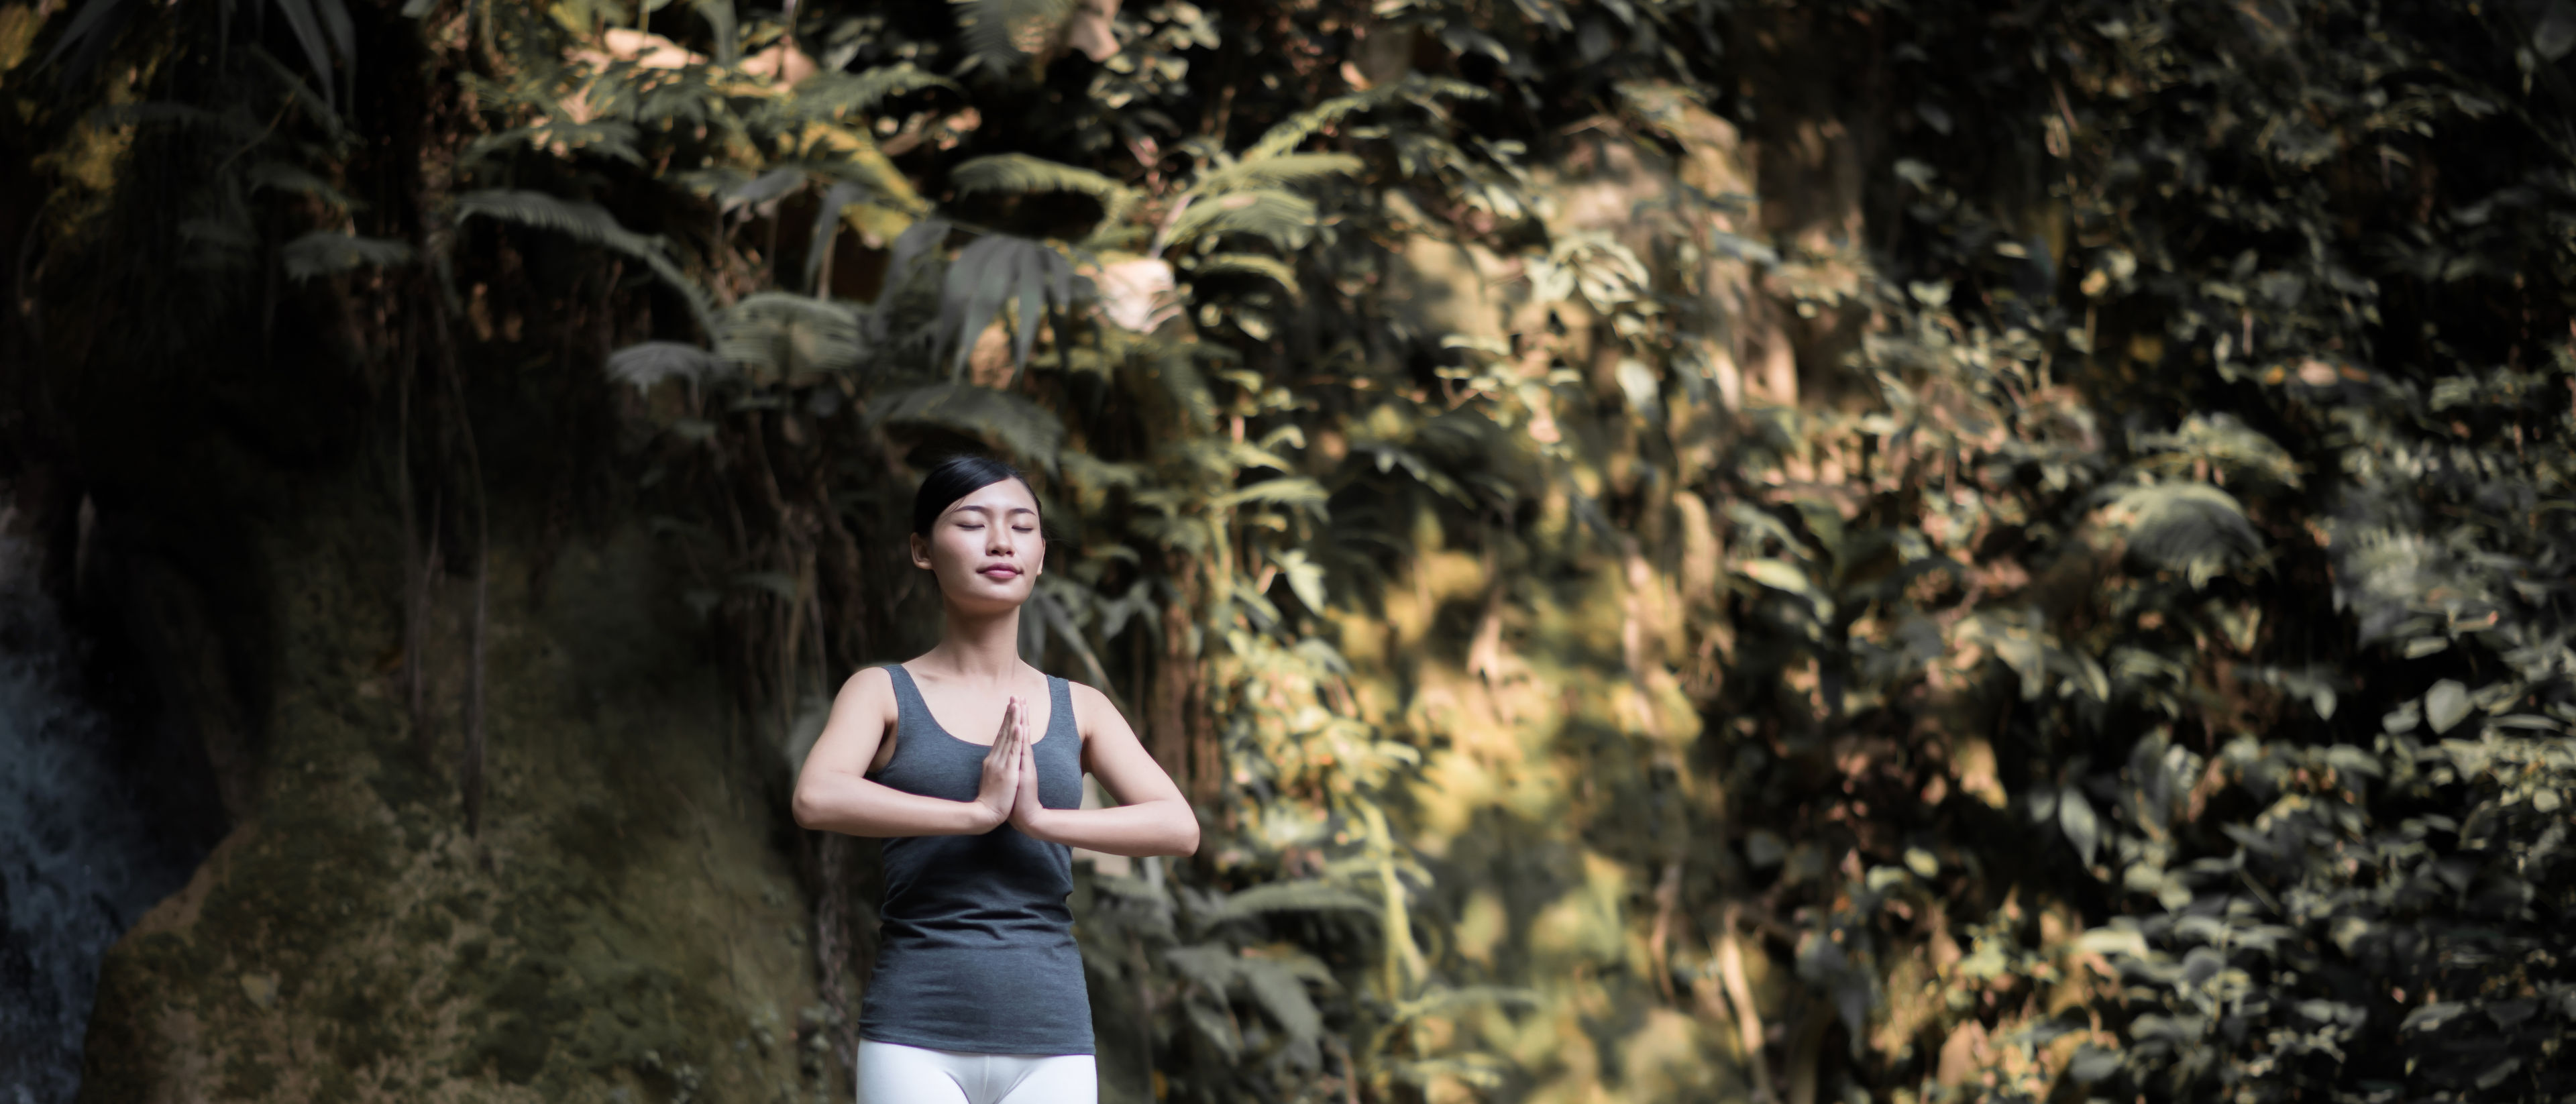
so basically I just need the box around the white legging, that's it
[854,1040,1098,1104]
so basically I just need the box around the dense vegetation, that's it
[7,0,2574,1101]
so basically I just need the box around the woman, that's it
[792,455,1200,1104]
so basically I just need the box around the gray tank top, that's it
[857,664,1093,1055]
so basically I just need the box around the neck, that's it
[922,600,1026,682]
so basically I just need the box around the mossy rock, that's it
[80,498,828,1104]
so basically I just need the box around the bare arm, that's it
[1009,683,1201,857]
[792,667,1028,837]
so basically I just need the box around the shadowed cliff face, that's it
[0,529,217,1104]
[74,491,830,1104]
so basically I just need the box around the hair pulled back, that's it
[911,455,1036,536]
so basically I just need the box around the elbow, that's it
[1169,811,1202,857]
[790,787,827,832]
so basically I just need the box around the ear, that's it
[909,531,933,571]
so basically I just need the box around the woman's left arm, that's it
[1010,683,1200,857]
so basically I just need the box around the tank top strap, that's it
[881,663,935,734]
[1046,673,1077,742]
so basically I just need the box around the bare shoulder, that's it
[839,665,900,719]
[1065,681,1132,738]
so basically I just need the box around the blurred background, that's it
[2,0,2572,1101]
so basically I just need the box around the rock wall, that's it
[78,489,829,1104]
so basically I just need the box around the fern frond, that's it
[865,382,1065,472]
[453,189,714,332]
[951,153,1137,225]
[715,292,867,384]
[246,162,363,211]
[2137,413,2303,488]
[606,341,728,391]
[1243,76,1487,162]
[1189,152,1363,197]
[635,71,727,127]
[792,64,959,120]
[460,119,645,168]
[934,233,1080,377]
[1201,880,1381,923]
[1166,189,1318,252]
[1189,253,1303,298]
[2100,482,2261,588]
[949,0,1078,71]
[279,231,415,280]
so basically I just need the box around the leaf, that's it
[865,382,1065,472]
[721,166,808,213]
[949,0,1078,69]
[950,153,1136,225]
[607,341,727,392]
[1190,253,1303,298]
[1201,880,1382,923]
[2059,785,2100,867]
[934,234,1077,377]
[246,162,361,209]
[2402,1002,2468,1032]
[692,0,739,66]
[715,292,867,384]
[804,180,868,292]
[454,189,715,333]
[1190,152,1365,197]
[2101,482,2261,587]
[790,64,959,119]
[1165,189,1320,252]
[267,0,343,110]
[1735,557,1832,620]
[1238,958,1324,1042]
[1183,999,1241,1062]
[2068,1044,2121,1083]
[41,0,142,78]
[278,231,414,280]
[2073,926,2149,958]
[2424,679,2471,733]
[1271,548,1329,613]
[1214,477,1329,513]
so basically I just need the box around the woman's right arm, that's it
[792,667,1022,836]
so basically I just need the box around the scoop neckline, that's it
[894,662,1059,749]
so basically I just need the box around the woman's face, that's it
[911,478,1044,611]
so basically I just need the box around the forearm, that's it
[1016,800,1199,857]
[793,775,997,837]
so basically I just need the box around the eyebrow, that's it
[949,504,1040,518]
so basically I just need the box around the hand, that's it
[1008,696,1049,834]
[971,696,1024,831]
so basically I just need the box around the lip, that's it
[977,564,1022,579]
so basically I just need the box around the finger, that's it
[992,698,1019,759]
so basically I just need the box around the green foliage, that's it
[22,0,2576,1100]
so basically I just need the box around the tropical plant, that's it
[12,0,2576,1101]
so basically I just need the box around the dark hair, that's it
[911,455,1036,536]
